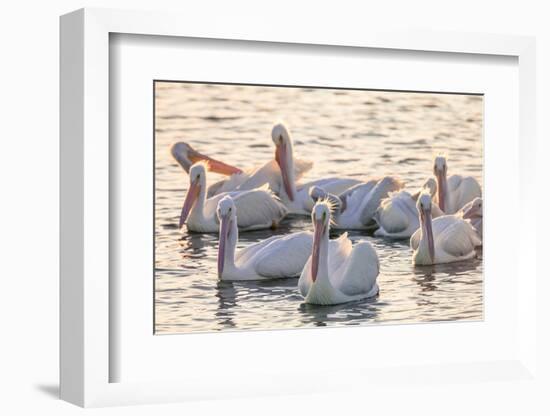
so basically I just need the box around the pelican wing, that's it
[411,208,472,249]
[411,215,458,250]
[235,234,284,265]
[232,188,288,230]
[206,160,280,197]
[234,158,313,193]
[299,177,362,195]
[375,191,416,233]
[447,174,466,192]
[298,257,313,297]
[253,232,313,278]
[233,161,279,192]
[339,180,377,210]
[334,240,379,297]
[447,175,482,213]
[410,227,421,250]
[435,217,481,257]
[328,233,353,277]
[343,177,403,225]
[470,217,483,239]
[207,173,250,197]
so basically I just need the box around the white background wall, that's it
[0,1,548,414]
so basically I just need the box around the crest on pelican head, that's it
[312,198,339,227]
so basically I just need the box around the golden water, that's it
[154,82,483,334]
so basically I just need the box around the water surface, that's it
[154,82,483,334]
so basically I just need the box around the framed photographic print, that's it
[60,8,538,408]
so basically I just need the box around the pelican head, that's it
[423,177,438,197]
[433,156,448,212]
[417,193,435,263]
[272,123,295,201]
[171,141,242,176]
[171,142,199,173]
[309,186,345,215]
[179,162,207,228]
[216,196,237,279]
[433,156,447,176]
[309,186,328,202]
[412,177,438,202]
[462,197,482,220]
[217,195,236,221]
[311,201,331,282]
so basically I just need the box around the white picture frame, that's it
[60,7,538,408]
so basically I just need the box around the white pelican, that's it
[298,201,380,305]
[411,194,481,266]
[374,178,444,239]
[433,156,482,214]
[179,163,287,233]
[216,196,313,281]
[457,197,483,240]
[267,123,362,214]
[309,176,403,230]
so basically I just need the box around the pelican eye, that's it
[322,212,326,222]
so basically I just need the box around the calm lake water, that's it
[154,82,483,334]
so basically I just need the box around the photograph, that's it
[154,81,483,334]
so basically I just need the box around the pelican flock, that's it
[170,122,483,306]
[172,123,361,214]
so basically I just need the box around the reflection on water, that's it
[154,82,483,334]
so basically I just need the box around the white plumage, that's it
[374,178,443,239]
[216,196,312,281]
[207,158,314,198]
[309,176,403,230]
[433,155,482,214]
[172,123,362,215]
[269,123,362,214]
[179,163,287,233]
[456,197,483,241]
[298,202,380,305]
[170,127,313,199]
[411,194,481,265]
